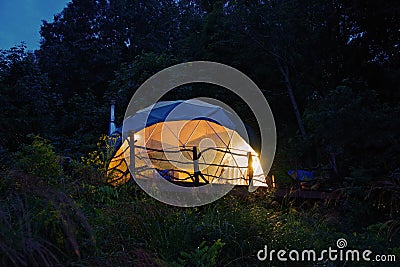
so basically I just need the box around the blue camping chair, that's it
[288,170,316,190]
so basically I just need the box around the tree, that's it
[38,0,122,98]
[304,83,400,178]
[0,44,57,151]
[37,0,188,155]
[38,0,182,99]
[339,0,400,67]
[230,0,342,140]
[108,52,179,117]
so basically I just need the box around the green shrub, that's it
[14,135,62,183]
[81,135,118,177]
[174,239,225,267]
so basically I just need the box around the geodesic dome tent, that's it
[107,100,267,188]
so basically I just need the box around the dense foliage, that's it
[0,0,399,266]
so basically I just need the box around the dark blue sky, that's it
[0,0,71,51]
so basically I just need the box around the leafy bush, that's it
[14,135,62,183]
[303,84,400,178]
[81,135,118,177]
[174,239,225,267]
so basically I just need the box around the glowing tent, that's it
[107,100,267,188]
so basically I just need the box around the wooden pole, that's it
[247,152,253,186]
[272,175,276,188]
[128,131,136,177]
[193,146,200,186]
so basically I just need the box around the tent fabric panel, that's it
[123,101,237,134]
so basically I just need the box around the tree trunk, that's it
[275,58,307,140]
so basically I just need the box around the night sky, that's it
[0,0,71,51]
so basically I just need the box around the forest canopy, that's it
[0,1,399,265]
[1,0,398,176]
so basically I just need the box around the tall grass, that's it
[1,136,398,266]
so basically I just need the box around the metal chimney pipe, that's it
[109,99,116,136]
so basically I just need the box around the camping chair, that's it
[157,169,175,182]
[288,170,316,190]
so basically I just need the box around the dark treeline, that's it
[1,1,400,265]
[1,0,399,179]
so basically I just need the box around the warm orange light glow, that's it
[107,120,267,187]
